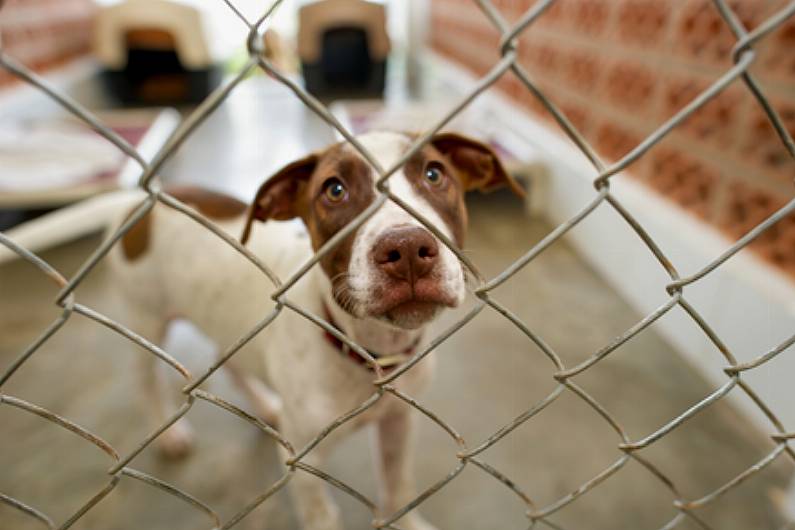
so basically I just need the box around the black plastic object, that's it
[302,26,387,100]
[100,48,221,105]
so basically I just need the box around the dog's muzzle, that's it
[368,226,457,328]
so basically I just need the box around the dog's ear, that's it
[431,133,525,197]
[241,154,318,245]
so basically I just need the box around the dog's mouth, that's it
[368,278,457,329]
[381,300,442,329]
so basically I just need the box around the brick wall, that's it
[0,0,96,88]
[430,0,795,278]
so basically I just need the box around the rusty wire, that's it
[1,0,795,529]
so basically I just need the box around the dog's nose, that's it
[373,226,439,282]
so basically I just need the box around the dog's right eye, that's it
[323,178,347,203]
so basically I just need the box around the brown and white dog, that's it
[109,131,522,530]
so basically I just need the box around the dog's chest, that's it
[262,298,436,421]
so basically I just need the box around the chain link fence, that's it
[1,0,795,529]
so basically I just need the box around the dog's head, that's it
[242,131,523,329]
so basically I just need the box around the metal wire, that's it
[1,1,794,529]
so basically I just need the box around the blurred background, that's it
[1,1,795,529]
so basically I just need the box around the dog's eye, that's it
[323,178,347,202]
[424,163,445,186]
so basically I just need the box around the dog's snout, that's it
[373,226,439,283]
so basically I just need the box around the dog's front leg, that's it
[223,360,282,427]
[375,409,438,530]
[280,420,344,530]
[134,316,194,459]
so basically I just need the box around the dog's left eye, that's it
[323,178,347,202]
[424,162,445,186]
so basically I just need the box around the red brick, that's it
[559,98,592,135]
[759,14,795,83]
[604,60,658,114]
[0,68,14,87]
[521,41,562,79]
[647,147,719,219]
[616,0,671,46]
[662,77,743,149]
[740,99,795,184]
[570,0,610,36]
[494,72,515,97]
[719,182,795,276]
[533,0,566,28]
[721,182,784,235]
[517,78,557,120]
[493,0,523,21]
[0,0,95,77]
[674,0,761,68]
[594,121,642,164]
[562,48,603,95]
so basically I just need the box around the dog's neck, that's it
[316,272,424,356]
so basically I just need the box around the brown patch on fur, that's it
[121,208,152,261]
[121,186,246,262]
[303,144,376,311]
[169,186,247,219]
[404,144,469,246]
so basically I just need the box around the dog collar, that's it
[322,305,420,371]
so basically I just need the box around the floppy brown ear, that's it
[431,132,525,198]
[241,154,318,245]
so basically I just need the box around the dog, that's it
[109,130,522,530]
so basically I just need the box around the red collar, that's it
[322,305,420,371]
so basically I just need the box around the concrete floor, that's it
[1,193,792,530]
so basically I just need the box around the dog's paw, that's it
[157,419,195,459]
[252,386,283,428]
[303,502,343,530]
[399,513,440,530]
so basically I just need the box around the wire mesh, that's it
[1,1,795,529]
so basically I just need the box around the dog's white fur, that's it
[109,131,471,530]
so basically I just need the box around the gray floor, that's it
[1,194,792,530]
